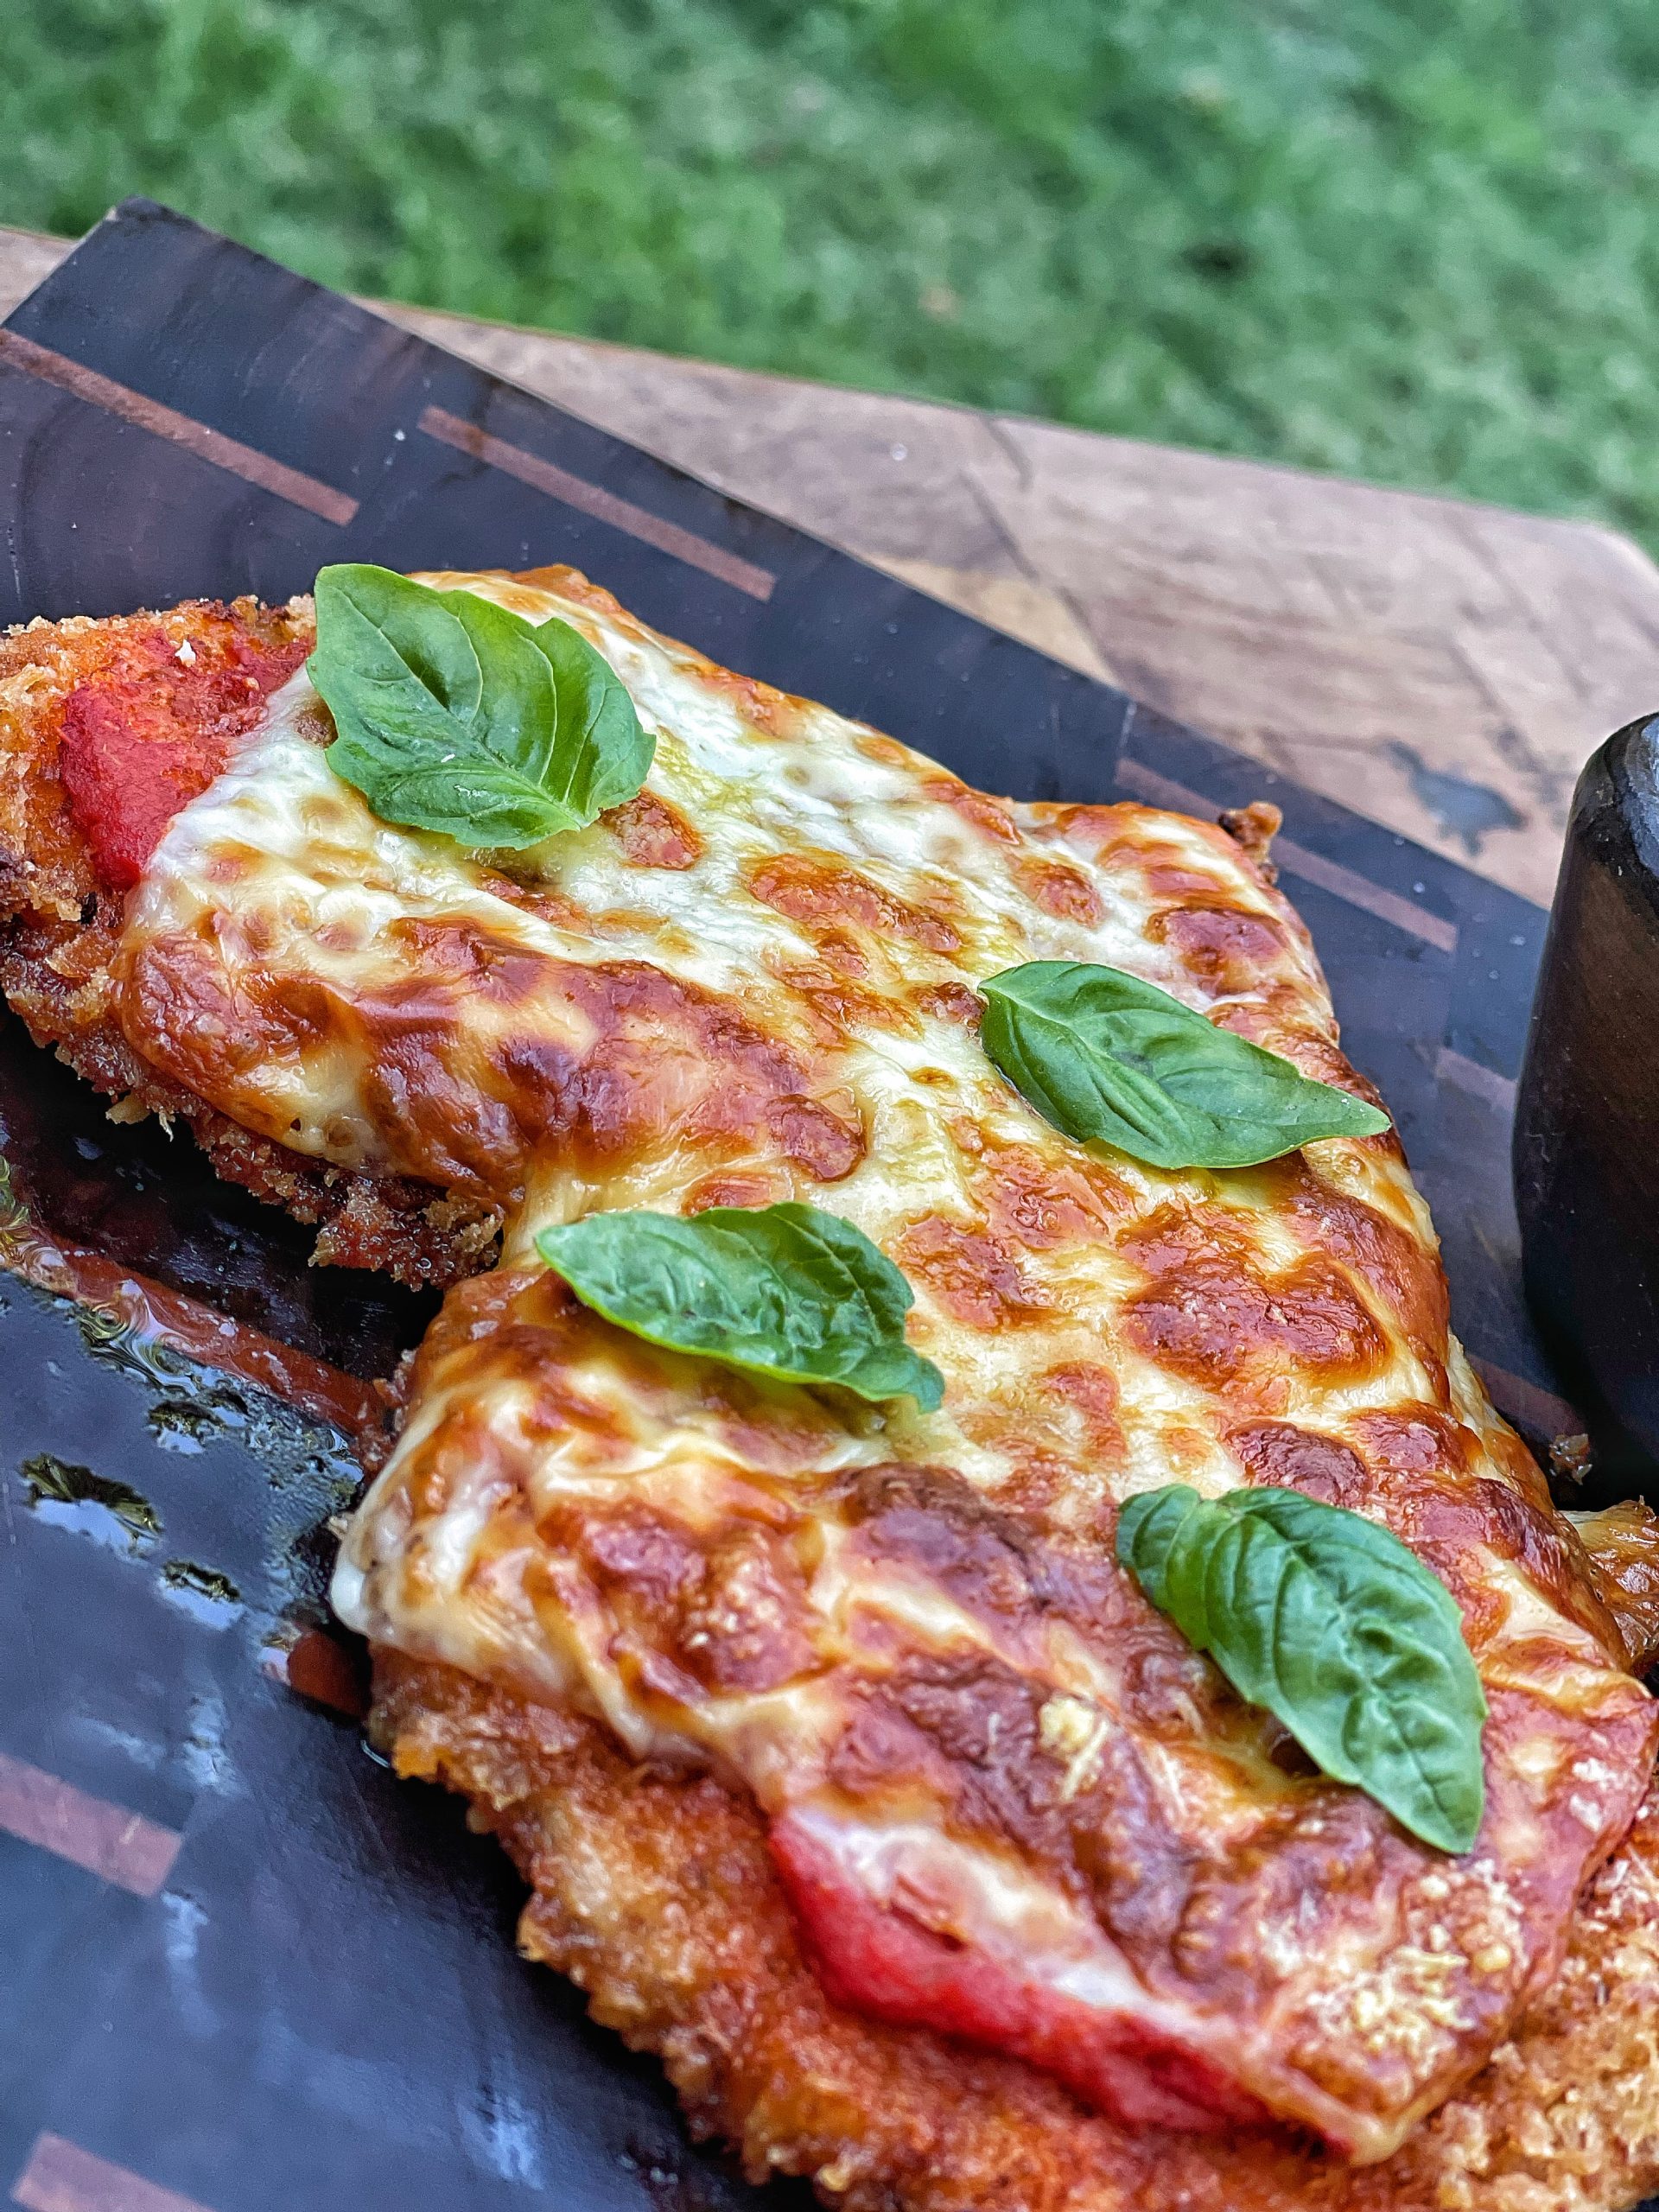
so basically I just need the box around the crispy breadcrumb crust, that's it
[0,600,500,1285]
[375,1654,1659,2212]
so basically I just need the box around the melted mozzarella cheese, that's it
[111,567,1657,2161]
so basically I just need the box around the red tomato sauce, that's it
[769,1808,1274,2139]
[58,618,308,889]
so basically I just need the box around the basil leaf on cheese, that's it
[1118,1484,1487,1853]
[309,563,652,848]
[536,1202,945,1411]
[979,961,1388,1169]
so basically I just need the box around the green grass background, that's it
[3,0,1656,539]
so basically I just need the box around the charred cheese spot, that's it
[971,1137,1133,1252]
[1127,1256,1389,1390]
[602,787,702,870]
[918,777,1021,849]
[1573,1500,1659,1671]
[1042,1363,1126,1459]
[747,850,964,956]
[1046,803,1156,870]
[573,1506,817,1696]
[1229,1419,1371,1505]
[1121,1209,1389,1392]
[1382,1476,1623,1656]
[690,658,809,740]
[1277,1164,1451,1371]
[897,1217,1054,1332]
[1348,1406,1481,1479]
[909,979,982,1028]
[766,958,922,1047]
[1148,903,1294,994]
[680,1168,789,1212]
[1013,855,1106,926]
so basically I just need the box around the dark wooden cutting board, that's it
[0,198,1624,2212]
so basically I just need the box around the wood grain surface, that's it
[6,220,1658,906]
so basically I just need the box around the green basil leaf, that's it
[978,961,1389,1169]
[535,1202,945,1411]
[308,563,653,848]
[1117,1483,1487,1853]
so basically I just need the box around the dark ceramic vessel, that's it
[1516,712,1659,1488]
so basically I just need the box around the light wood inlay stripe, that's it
[418,404,776,601]
[1115,753,1460,956]
[1437,1046,1518,1115]
[1272,839,1460,959]
[0,1750,181,1897]
[12,2135,214,2212]
[0,328,359,526]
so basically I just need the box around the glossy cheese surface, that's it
[110,569,1657,2160]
